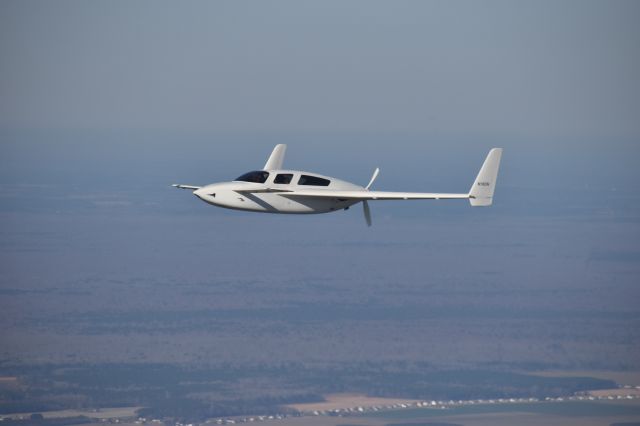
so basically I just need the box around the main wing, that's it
[281,189,469,200]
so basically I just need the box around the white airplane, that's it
[173,145,502,226]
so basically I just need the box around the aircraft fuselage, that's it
[193,169,363,214]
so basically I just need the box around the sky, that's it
[1,1,639,139]
[0,1,639,371]
[1,1,639,217]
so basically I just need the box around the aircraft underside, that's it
[196,191,360,214]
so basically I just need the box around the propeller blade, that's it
[363,200,372,227]
[366,168,380,190]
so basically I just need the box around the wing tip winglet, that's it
[469,148,502,206]
[264,144,287,170]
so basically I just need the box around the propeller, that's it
[366,167,380,190]
[363,200,372,227]
[363,168,379,227]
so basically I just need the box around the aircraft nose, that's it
[193,188,207,200]
[194,186,217,202]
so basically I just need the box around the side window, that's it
[298,175,330,186]
[274,174,293,184]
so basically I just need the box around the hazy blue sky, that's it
[1,1,639,141]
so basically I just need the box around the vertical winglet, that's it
[264,144,287,170]
[469,148,503,206]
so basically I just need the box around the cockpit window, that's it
[274,173,293,184]
[235,170,270,183]
[298,175,330,186]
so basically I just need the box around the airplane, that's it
[173,144,502,226]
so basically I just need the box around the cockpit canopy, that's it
[234,170,332,187]
[235,170,269,183]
